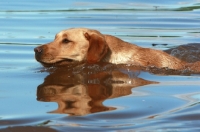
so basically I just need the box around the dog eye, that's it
[62,38,70,43]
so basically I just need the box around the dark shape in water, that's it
[164,43,200,63]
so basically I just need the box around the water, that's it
[0,0,200,131]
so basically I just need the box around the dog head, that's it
[34,28,108,66]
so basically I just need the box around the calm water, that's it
[0,0,200,132]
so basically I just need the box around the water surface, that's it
[0,0,200,131]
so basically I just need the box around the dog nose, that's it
[34,47,43,53]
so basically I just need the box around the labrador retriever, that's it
[34,28,200,71]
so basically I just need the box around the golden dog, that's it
[34,28,200,71]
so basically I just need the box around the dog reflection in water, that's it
[37,64,157,116]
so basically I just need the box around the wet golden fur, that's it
[34,28,200,71]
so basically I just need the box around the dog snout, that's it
[34,46,43,54]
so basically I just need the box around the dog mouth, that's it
[38,58,75,67]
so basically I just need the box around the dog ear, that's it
[84,32,108,63]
